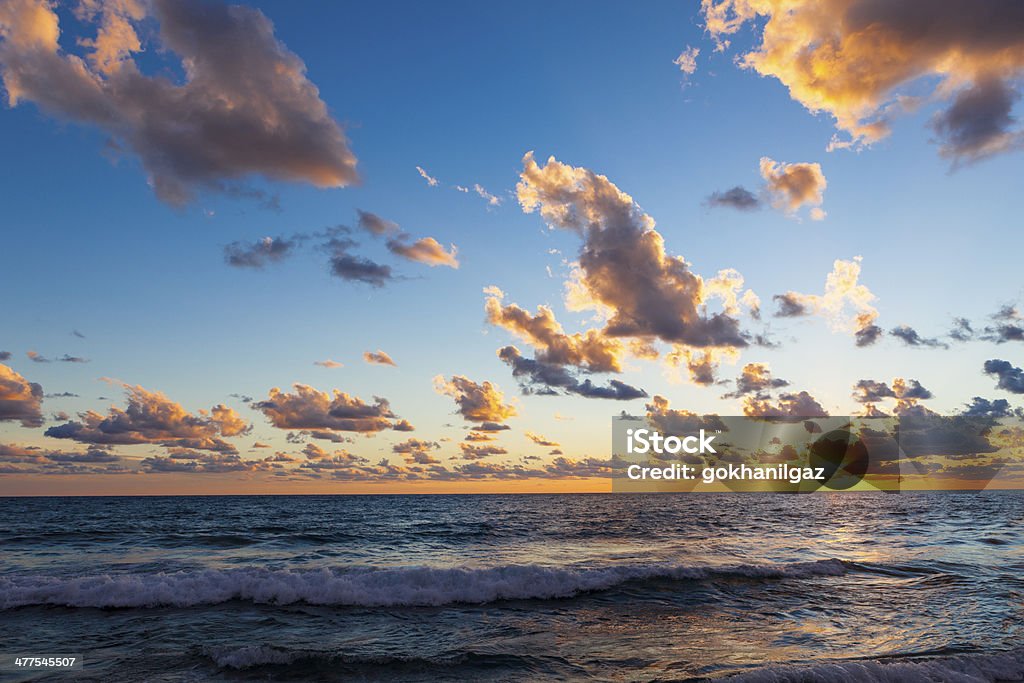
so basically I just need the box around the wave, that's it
[0,558,847,610]
[724,648,1024,682]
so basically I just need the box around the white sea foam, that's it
[724,649,1024,682]
[0,559,847,609]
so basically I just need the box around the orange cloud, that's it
[363,350,397,367]
[387,236,459,268]
[256,384,406,434]
[485,289,625,372]
[44,383,247,452]
[433,375,516,424]
[773,257,879,342]
[759,157,827,219]
[0,363,43,427]
[517,152,749,348]
[703,0,1024,162]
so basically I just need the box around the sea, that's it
[1,493,1022,682]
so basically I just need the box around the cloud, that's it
[855,324,884,347]
[497,346,648,400]
[962,397,1022,418]
[44,382,247,452]
[526,432,560,448]
[743,391,829,418]
[517,152,748,348]
[645,395,729,435]
[313,359,343,369]
[363,350,396,367]
[0,363,44,427]
[0,0,358,204]
[853,378,933,402]
[931,75,1023,165]
[433,375,516,424]
[255,384,405,433]
[224,236,296,268]
[485,289,626,372]
[26,350,49,363]
[356,210,400,237]
[981,306,1024,344]
[723,362,789,398]
[416,166,439,187]
[759,157,827,219]
[458,443,509,460]
[357,210,460,269]
[325,236,394,287]
[674,45,700,75]
[702,0,1024,163]
[705,186,761,211]
[386,236,459,268]
[143,452,272,474]
[950,317,974,342]
[984,359,1024,394]
[773,257,879,342]
[473,184,501,206]
[392,438,441,464]
[0,351,10,361]
[890,325,949,349]
[58,354,89,363]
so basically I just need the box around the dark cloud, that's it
[356,210,400,236]
[72,330,86,339]
[0,0,359,205]
[44,383,248,452]
[517,153,748,349]
[704,0,1024,163]
[853,378,933,403]
[224,236,296,268]
[962,397,1022,418]
[981,306,1024,343]
[949,317,974,342]
[744,391,829,418]
[984,359,1024,394]
[459,443,509,460]
[392,439,441,465]
[497,346,647,400]
[473,422,511,433]
[256,384,405,433]
[0,363,44,428]
[645,396,728,435]
[323,235,394,287]
[705,186,761,211]
[0,351,11,361]
[890,325,949,349]
[723,362,788,398]
[58,354,89,363]
[143,453,272,474]
[855,324,884,347]
[773,293,809,318]
[932,76,1023,165]
[26,351,49,363]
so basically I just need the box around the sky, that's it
[1,0,1023,494]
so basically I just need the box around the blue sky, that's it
[1,0,1023,492]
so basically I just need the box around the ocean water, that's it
[1,493,1022,682]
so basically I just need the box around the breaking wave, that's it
[0,558,848,610]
